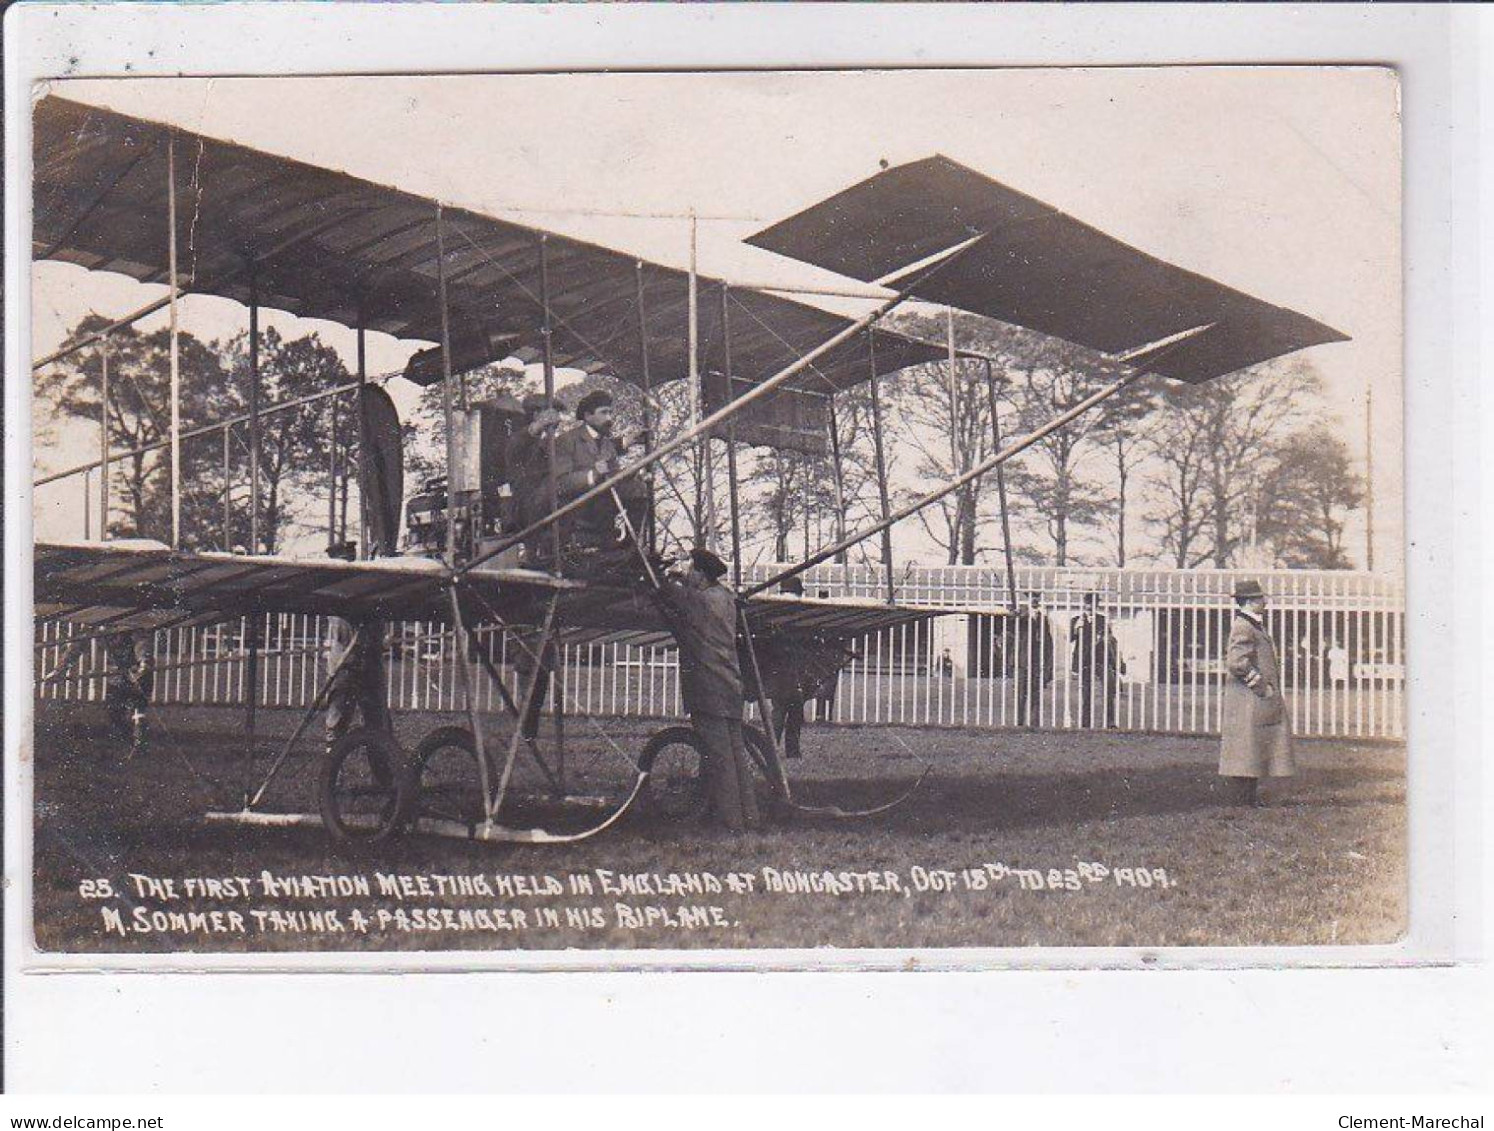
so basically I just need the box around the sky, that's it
[29,69,1402,573]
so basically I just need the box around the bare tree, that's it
[1145,360,1323,568]
[883,311,1033,566]
[1256,427,1365,568]
[1000,337,1124,566]
[1088,378,1159,566]
[1145,388,1216,568]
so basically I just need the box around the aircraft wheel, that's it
[405,725,488,829]
[318,727,406,844]
[637,725,710,823]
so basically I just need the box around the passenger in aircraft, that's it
[505,393,564,566]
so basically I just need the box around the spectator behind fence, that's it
[1070,591,1124,728]
[1219,578,1295,807]
[1012,593,1054,727]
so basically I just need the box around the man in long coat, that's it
[505,393,564,568]
[1070,591,1123,728]
[1219,578,1295,805]
[1011,593,1054,727]
[655,547,761,832]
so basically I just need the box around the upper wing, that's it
[747,155,1348,384]
[34,96,946,455]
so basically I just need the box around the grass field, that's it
[30,700,1406,954]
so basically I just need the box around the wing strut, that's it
[457,232,990,578]
[746,323,1215,597]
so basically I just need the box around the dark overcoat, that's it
[1219,612,1295,778]
[658,577,745,719]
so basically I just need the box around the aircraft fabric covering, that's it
[747,156,1348,384]
[34,542,945,649]
[32,97,946,446]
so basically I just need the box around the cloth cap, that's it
[690,547,729,581]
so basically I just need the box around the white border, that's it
[5,2,1488,1092]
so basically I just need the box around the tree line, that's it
[38,310,1365,571]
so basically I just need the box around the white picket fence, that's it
[35,565,1406,740]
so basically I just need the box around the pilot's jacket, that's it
[657,576,744,719]
[1219,610,1295,778]
[551,422,620,501]
[548,423,646,551]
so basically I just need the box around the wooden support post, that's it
[538,235,562,571]
[98,340,110,541]
[221,422,232,550]
[356,319,368,560]
[249,271,261,554]
[827,399,847,565]
[328,390,339,548]
[866,333,897,602]
[984,357,1020,611]
[721,284,742,585]
[167,133,182,549]
[634,262,658,555]
[447,587,494,813]
[436,204,458,569]
[243,614,261,807]
[687,213,709,544]
[945,306,969,564]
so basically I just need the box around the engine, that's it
[404,399,526,566]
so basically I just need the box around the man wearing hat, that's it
[1012,592,1054,727]
[1070,591,1124,728]
[549,389,648,575]
[655,547,761,831]
[1219,578,1294,805]
[505,393,564,566]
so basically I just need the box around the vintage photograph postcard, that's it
[26,67,1403,958]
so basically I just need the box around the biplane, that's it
[30,95,1346,845]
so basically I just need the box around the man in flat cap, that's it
[654,547,760,831]
[1219,578,1294,806]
